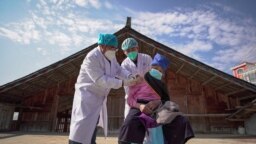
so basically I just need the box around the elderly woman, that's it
[118,53,194,144]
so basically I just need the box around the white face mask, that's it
[104,50,116,61]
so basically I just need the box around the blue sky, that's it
[1,0,256,85]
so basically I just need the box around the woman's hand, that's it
[139,104,152,115]
[146,100,161,111]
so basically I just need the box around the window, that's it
[12,112,19,121]
[237,69,243,74]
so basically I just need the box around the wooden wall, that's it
[166,70,240,133]
[4,60,241,133]
[0,103,15,131]
[18,78,76,132]
[19,86,58,132]
[107,88,125,132]
[7,70,240,133]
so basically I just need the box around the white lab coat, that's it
[69,47,130,144]
[121,53,152,118]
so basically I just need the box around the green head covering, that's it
[121,37,138,50]
[98,33,118,48]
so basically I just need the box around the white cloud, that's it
[127,8,256,72]
[0,27,21,42]
[213,44,256,64]
[2,1,256,73]
[162,39,213,59]
[0,21,40,44]
[74,0,88,7]
[74,0,101,9]
[49,31,72,47]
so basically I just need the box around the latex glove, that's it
[128,74,137,79]
[134,75,144,84]
[123,78,137,86]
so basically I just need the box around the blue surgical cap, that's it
[121,37,138,50]
[151,53,170,70]
[98,33,118,48]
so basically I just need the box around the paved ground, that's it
[0,132,255,144]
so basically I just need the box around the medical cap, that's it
[121,37,138,50]
[98,33,118,48]
[151,53,170,70]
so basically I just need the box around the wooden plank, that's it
[202,75,217,85]
[239,94,256,100]
[244,108,256,112]
[70,61,80,70]
[215,83,230,90]
[226,88,245,96]
[176,63,185,74]
[226,118,245,121]
[184,113,230,117]
[189,69,200,79]
[56,69,69,79]
[16,105,42,110]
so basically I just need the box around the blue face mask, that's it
[149,69,162,80]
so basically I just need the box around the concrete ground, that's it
[0,132,255,144]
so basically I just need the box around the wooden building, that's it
[0,18,256,134]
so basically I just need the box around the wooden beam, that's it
[0,94,22,102]
[226,118,245,121]
[176,63,185,74]
[226,88,245,96]
[152,47,157,56]
[16,105,43,110]
[25,82,46,91]
[0,84,25,93]
[245,108,256,112]
[239,94,256,100]
[202,75,217,85]
[184,113,230,117]
[56,69,69,79]
[30,82,47,89]
[189,69,200,79]
[228,101,254,119]
[70,61,80,70]
[215,83,230,90]
[45,74,59,83]
[201,87,210,132]
[227,96,231,109]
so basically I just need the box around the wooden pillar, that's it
[64,109,68,132]
[227,96,231,109]
[50,83,60,132]
[43,89,48,105]
[185,79,192,114]
[202,87,210,132]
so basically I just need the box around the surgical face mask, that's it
[104,50,116,61]
[127,51,138,61]
[149,68,162,80]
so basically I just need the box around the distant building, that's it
[232,62,256,85]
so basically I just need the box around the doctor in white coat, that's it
[121,38,152,118]
[69,34,138,144]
